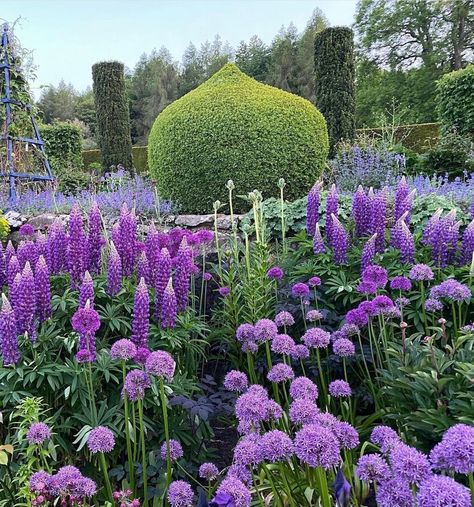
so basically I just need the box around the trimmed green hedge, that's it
[148,63,329,213]
[437,65,474,137]
[41,122,83,172]
[82,146,148,173]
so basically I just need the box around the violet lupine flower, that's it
[175,237,192,312]
[215,477,251,507]
[356,454,390,483]
[394,176,410,221]
[35,256,52,323]
[7,255,20,293]
[131,278,150,348]
[114,203,138,277]
[289,398,319,425]
[71,300,100,362]
[361,233,377,272]
[0,295,20,365]
[329,380,352,397]
[333,338,355,357]
[461,219,474,265]
[306,182,321,236]
[78,271,95,313]
[390,443,431,485]
[302,327,330,348]
[87,426,115,453]
[376,477,414,507]
[254,319,278,342]
[427,210,458,267]
[271,334,296,355]
[224,370,248,392]
[325,184,339,244]
[167,480,194,507]
[267,363,295,383]
[409,263,434,281]
[36,233,48,263]
[161,439,183,461]
[136,251,149,286]
[5,241,15,271]
[417,475,471,507]
[162,278,178,328]
[47,218,68,274]
[16,262,37,341]
[199,463,219,481]
[353,185,370,237]
[274,311,294,327]
[370,425,400,453]
[422,208,443,246]
[372,187,387,252]
[330,214,349,264]
[260,430,294,462]
[0,243,6,288]
[145,350,176,381]
[123,369,151,401]
[110,339,137,361]
[313,223,326,254]
[17,240,39,271]
[146,222,161,287]
[67,204,87,289]
[107,241,122,296]
[294,424,340,469]
[425,298,443,312]
[390,276,412,291]
[289,376,318,401]
[155,248,171,318]
[398,221,415,263]
[86,202,104,275]
[27,422,51,444]
[267,266,284,280]
[429,424,474,474]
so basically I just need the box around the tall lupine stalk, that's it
[7,255,20,293]
[422,208,442,246]
[390,211,409,249]
[361,233,377,272]
[325,184,339,244]
[36,232,48,261]
[313,223,326,254]
[17,240,39,271]
[306,182,321,237]
[16,262,37,342]
[175,237,192,312]
[352,185,369,237]
[136,251,150,285]
[114,203,137,277]
[461,219,474,264]
[399,222,415,263]
[428,210,458,267]
[47,218,67,274]
[5,241,15,271]
[107,242,122,296]
[330,214,349,264]
[371,187,387,253]
[87,202,104,275]
[131,278,150,349]
[67,204,86,289]
[145,222,161,288]
[79,271,95,309]
[162,278,177,329]
[0,242,6,288]
[155,248,171,320]
[10,273,21,311]
[0,294,20,365]
[394,176,409,221]
[35,256,52,323]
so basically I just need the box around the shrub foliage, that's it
[148,63,329,213]
[41,122,83,173]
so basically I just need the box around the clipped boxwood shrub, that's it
[148,63,329,213]
[437,65,474,137]
[41,122,83,173]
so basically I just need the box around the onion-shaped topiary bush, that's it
[148,63,329,213]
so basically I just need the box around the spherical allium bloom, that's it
[19,224,35,236]
[396,296,410,308]
[294,424,340,469]
[241,340,258,354]
[329,380,352,398]
[110,339,137,361]
[429,424,474,474]
[161,439,183,462]
[27,422,51,445]
[370,425,401,453]
[308,276,321,287]
[87,426,115,453]
[390,276,412,292]
[291,282,310,298]
[333,338,355,357]
[167,480,193,507]
[199,462,219,481]
[271,334,295,355]
[236,323,255,342]
[123,370,151,401]
[381,306,401,319]
[430,279,472,302]
[134,346,151,365]
[417,475,471,507]
[345,308,369,327]
[376,476,414,507]
[226,464,252,486]
[362,265,388,288]
[289,376,318,401]
[306,309,323,322]
[224,370,248,392]
[267,266,284,280]
[266,400,283,421]
[203,272,212,282]
[358,301,378,318]
[289,398,319,425]
[312,411,338,429]
[372,295,395,312]
[274,311,295,327]
[196,229,214,244]
[340,323,360,337]
[409,263,434,281]
[357,454,390,483]
[254,319,278,342]
[145,351,176,381]
[47,465,96,498]
[215,476,252,507]
[71,304,100,335]
[357,280,378,295]
[29,470,51,493]
[267,363,295,383]
[233,434,262,466]
[302,327,330,348]
[291,344,310,359]
[425,298,443,312]
[218,286,231,297]
[234,388,269,427]
[334,421,359,449]
[260,430,294,462]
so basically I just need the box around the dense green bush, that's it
[41,122,83,173]
[92,61,133,170]
[82,146,148,173]
[437,65,474,137]
[148,63,329,213]
[314,27,355,155]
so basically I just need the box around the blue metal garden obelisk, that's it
[0,23,54,203]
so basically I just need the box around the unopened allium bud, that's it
[278,178,286,189]
[226,180,235,191]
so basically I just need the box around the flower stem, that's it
[137,399,148,507]
[99,452,114,503]
[159,378,172,490]
[122,362,135,492]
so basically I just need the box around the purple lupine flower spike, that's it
[79,271,94,309]
[115,203,137,277]
[461,219,474,265]
[361,233,377,272]
[0,242,6,288]
[131,277,150,348]
[306,182,321,237]
[155,248,171,319]
[146,222,161,287]
[429,210,457,267]
[17,240,39,271]
[422,208,442,245]
[372,187,387,252]
[0,294,21,365]
[72,299,100,362]
[136,251,149,285]
[399,221,415,263]
[352,185,369,237]
[390,211,409,249]
[7,255,20,292]
[87,202,104,275]
[35,255,52,323]
[10,272,21,311]
[330,214,349,264]
[16,262,37,341]
[67,204,86,288]
[325,184,339,244]
[175,237,192,312]
[313,223,326,254]
[107,241,122,296]
[48,218,67,274]
[395,176,409,221]
[162,278,177,329]
[5,241,15,270]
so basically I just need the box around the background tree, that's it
[37,80,78,123]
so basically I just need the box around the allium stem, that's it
[137,398,148,507]
[99,452,114,503]
[315,349,328,410]
[419,281,428,333]
[159,378,172,492]
[85,364,98,425]
[280,186,287,256]
[122,362,135,493]
[468,473,474,504]
[315,467,331,507]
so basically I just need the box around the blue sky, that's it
[2,0,357,96]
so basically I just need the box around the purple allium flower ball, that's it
[241,340,258,354]
[345,308,368,327]
[370,425,401,453]
[233,434,262,466]
[271,333,295,355]
[199,462,219,481]
[254,319,278,342]
[218,286,230,297]
[329,380,352,398]
[396,296,410,308]
[376,476,414,507]
[333,337,355,357]
[27,422,51,445]
[424,298,443,312]
[226,463,252,486]
[224,370,248,392]
[308,276,321,287]
[203,272,212,282]
[417,475,471,507]
[145,350,176,381]
[357,280,378,295]
[267,363,295,383]
[71,305,100,334]
[294,424,340,469]
[110,339,137,361]
[291,282,310,298]
[260,430,294,462]
[29,470,51,493]
[236,323,255,342]
[123,370,151,401]
[430,424,474,474]
[430,279,471,302]
[87,426,115,453]
[274,311,295,327]
[20,224,35,236]
[357,454,390,483]
[409,264,434,281]
[215,477,252,507]
[334,421,359,449]
[289,376,318,401]
[197,229,214,244]
[289,398,319,425]
[312,411,338,428]
[267,266,284,280]
[306,309,323,322]
[291,344,310,359]
[362,265,388,288]
[302,327,330,348]
[167,480,193,507]
[266,400,283,421]
[372,295,395,312]
[390,276,412,291]
[161,439,183,462]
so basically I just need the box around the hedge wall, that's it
[82,146,148,173]
[41,122,83,173]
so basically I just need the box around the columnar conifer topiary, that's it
[314,27,355,154]
[92,61,132,170]
[148,63,328,213]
